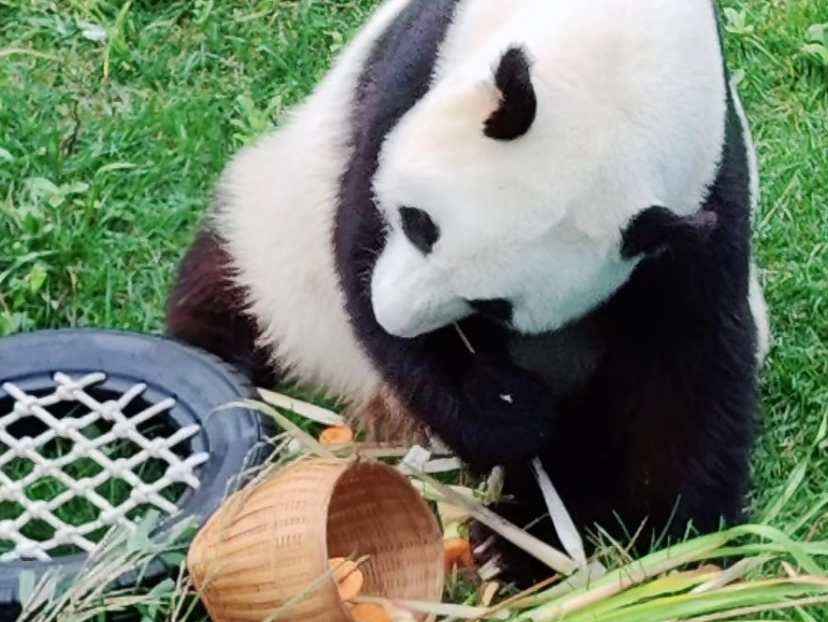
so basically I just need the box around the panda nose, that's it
[467,298,513,323]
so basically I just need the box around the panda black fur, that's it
[167,0,770,588]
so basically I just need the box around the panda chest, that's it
[506,315,607,400]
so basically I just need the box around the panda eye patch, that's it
[399,207,440,254]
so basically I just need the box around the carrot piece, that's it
[443,537,473,572]
[319,425,354,445]
[328,557,364,601]
[349,603,391,622]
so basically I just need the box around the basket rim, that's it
[325,457,446,622]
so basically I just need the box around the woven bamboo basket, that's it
[187,457,445,622]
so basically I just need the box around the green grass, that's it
[1,0,828,618]
[0,0,378,334]
[716,3,828,532]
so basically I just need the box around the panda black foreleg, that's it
[467,312,757,590]
[462,353,561,433]
[423,347,561,470]
[467,205,758,589]
[341,282,560,469]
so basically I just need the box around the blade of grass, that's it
[256,387,345,426]
[728,524,824,574]
[761,411,827,526]
[216,399,339,460]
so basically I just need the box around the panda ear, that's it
[620,206,718,259]
[483,46,537,141]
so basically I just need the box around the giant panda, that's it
[166,0,771,587]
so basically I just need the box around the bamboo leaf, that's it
[593,580,828,622]
[408,470,578,575]
[517,531,733,620]
[532,457,588,569]
[562,569,722,622]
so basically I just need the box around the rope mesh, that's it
[0,371,210,562]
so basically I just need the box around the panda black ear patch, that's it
[620,206,718,259]
[483,46,537,141]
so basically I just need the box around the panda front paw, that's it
[464,355,554,422]
[469,511,558,589]
[457,355,556,469]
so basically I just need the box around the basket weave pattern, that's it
[188,457,444,622]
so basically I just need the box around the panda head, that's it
[370,9,726,339]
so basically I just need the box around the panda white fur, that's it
[167,0,770,587]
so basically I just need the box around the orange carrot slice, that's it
[328,557,364,601]
[443,537,473,572]
[349,603,391,622]
[319,425,354,445]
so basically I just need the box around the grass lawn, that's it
[2,0,828,619]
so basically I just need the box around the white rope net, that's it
[0,371,210,562]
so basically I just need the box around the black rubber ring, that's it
[0,328,276,614]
